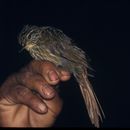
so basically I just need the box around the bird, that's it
[18,25,105,127]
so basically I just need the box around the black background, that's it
[0,0,130,128]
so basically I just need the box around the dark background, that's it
[0,0,130,128]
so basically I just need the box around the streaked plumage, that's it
[18,25,105,127]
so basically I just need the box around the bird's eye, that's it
[27,30,40,42]
[28,31,36,39]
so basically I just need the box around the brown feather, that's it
[74,67,105,127]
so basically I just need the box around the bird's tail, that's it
[73,67,105,127]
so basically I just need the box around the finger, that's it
[15,72,56,99]
[28,92,63,127]
[43,93,63,117]
[9,85,48,114]
[57,68,71,81]
[29,60,60,85]
[29,60,71,85]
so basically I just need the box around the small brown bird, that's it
[18,25,105,127]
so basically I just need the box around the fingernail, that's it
[42,84,55,98]
[61,70,71,76]
[39,103,47,113]
[48,70,59,81]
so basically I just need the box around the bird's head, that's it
[18,25,41,49]
[18,25,72,52]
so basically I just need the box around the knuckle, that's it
[18,71,32,83]
[34,80,43,89]
[30,60,41,69]
[24,71,33,79]
[15,86,29,97]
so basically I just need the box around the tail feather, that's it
[74,68,105,127]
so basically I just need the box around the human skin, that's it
[0,60,71,127]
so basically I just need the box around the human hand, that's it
[0,60,71,127]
